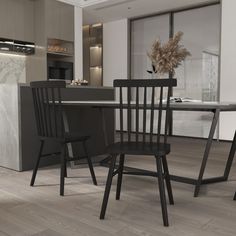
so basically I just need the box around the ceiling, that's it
[81,0,218,24]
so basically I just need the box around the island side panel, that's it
[19,85,115,171]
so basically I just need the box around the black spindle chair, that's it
[30,81,97,196]
[100,79,177,227]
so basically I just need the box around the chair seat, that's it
[64,132,90,143]
[40,132,90,143]
[106,142,170,156]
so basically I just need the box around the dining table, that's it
[61,100,236,197]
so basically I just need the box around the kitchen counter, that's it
[19,83,114,90]
[0,83,115,171]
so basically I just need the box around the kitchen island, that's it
[0,84,115,171]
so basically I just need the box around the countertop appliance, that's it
[48,60,73,81]
[0,38,35,55]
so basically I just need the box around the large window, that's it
[131,14,169,79]
[130,3,221,138]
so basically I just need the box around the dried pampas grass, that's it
[147,31,191,75]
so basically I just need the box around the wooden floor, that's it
[0,136,235,236]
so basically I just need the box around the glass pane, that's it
[173,5,220,138]
[130,15,170,134]
[131,14,170,80]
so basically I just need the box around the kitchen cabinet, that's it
[45,0,74,42]
[0,0,34,42]
[59,2,74,42]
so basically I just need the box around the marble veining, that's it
[0,54,26,84]
[0,54,26,171]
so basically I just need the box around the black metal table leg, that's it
[99,107,115,166]
[194,109,220,197]
[62,110,75,168]
[100,108,109,147]
[98,106,232,197]
[223,130,236,180]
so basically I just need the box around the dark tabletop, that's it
[60,100,236,112]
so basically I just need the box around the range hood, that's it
[0,38,35,55]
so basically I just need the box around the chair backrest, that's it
[30,80,66,139]
[114,79,177,145]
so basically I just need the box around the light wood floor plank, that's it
[0,136,235,236]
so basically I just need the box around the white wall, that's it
[103,19,128,130]
[103,19,128,86]
[219,0,236,140]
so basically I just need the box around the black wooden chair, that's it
[30,81,97,196]
[100,78,177,226]
[234,192,236,200]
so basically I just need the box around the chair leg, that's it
[60,144,66,196]
[64,145,70,178]
[234,192,236,200]
[30,140,45,186]
[100,155,117,220]
[162,155,174,205]
[156,156,169,227]
[64,161,67,178]
[116,154,125,200]
[83,141,97,186]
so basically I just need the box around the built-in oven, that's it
[47,60,73,81]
